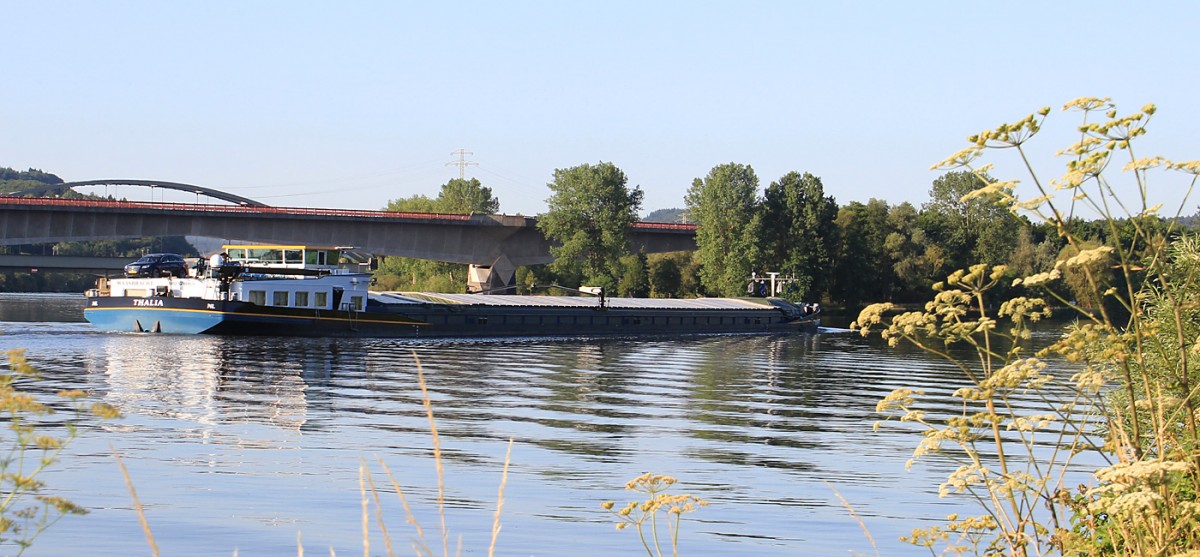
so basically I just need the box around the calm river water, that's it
[0,293,1049,556]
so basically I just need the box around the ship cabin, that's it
[223,244,347,271]
[216,244,373,312]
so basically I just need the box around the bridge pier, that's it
[467,255,516,294]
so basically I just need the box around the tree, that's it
[884,201,947,301]
[1008,224,1061,279]
[436,178,499,214]
[377,178,502,292]
[649,253,688,298]
[921,170,1023,269]
[617,253,650,297]
[538,162,643,291]
[643,208,688,223]
[0,167,64,195]
[831,198,895,306]
[685,163,759,296]
[385,194,438,213]
[751,172,839,301]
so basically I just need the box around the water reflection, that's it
[0,292,86,323]
[92,335,375,436]
[1,295,1097,556]
[79,330,1046,477]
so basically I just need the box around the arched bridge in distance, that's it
[0,180,696,289]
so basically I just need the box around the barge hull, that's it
[84,296,818,337]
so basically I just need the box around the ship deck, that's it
[374,292,780,310]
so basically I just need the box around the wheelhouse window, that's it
[305,249,336,266]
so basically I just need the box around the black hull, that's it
[85,296,819,337]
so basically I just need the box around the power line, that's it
[446,148,478,179]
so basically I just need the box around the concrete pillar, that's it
[466,255,516,294]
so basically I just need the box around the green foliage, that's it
[686,163,758,296]
[384,177,499,215]
[856,98,1200,556]
[648,253,683,298]
[751,171,839,301]
[538,162,643,291]
[921,171,1021,268]
[617,253,650,297]
[831,199,896,306]
[0,168,64,196]
[643,208,688,223]
[0,236,198,293]
[384,194,439,213]
[376,178,501,291]
[373,257,464,292]
[434,178,500,214]
[1,349,120,555]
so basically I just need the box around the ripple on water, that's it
[1,296,1097,557]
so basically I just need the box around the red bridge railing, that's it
[0,195,698,231]
[0,196,472,222]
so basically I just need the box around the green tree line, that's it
[5,164,1192,306]
[377,161,1187,311]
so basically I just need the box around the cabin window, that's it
[273,291,289,306]
[305,250,334,265]
[477,316,488,325]
[314,291,328,308]
[350,296,363,311]
[248,290,266,305]
[253,249,280,264]
[295,291,309,307]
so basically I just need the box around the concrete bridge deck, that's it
[0,197,696,268]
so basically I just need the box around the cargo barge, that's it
[84,245,819,337]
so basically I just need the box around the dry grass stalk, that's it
[112,449,160,557]
[824,481,879,557]
[412,352,449,557]
[488,439,513,557]
[376,458,433,556]
[363,459,395,557]
[357,462,370,557]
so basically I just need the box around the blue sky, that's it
[4,1,1199,216]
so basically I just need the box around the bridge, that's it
[0,195,696,290]
[0,254,130,274]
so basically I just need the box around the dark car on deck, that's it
[124,253,189,277]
